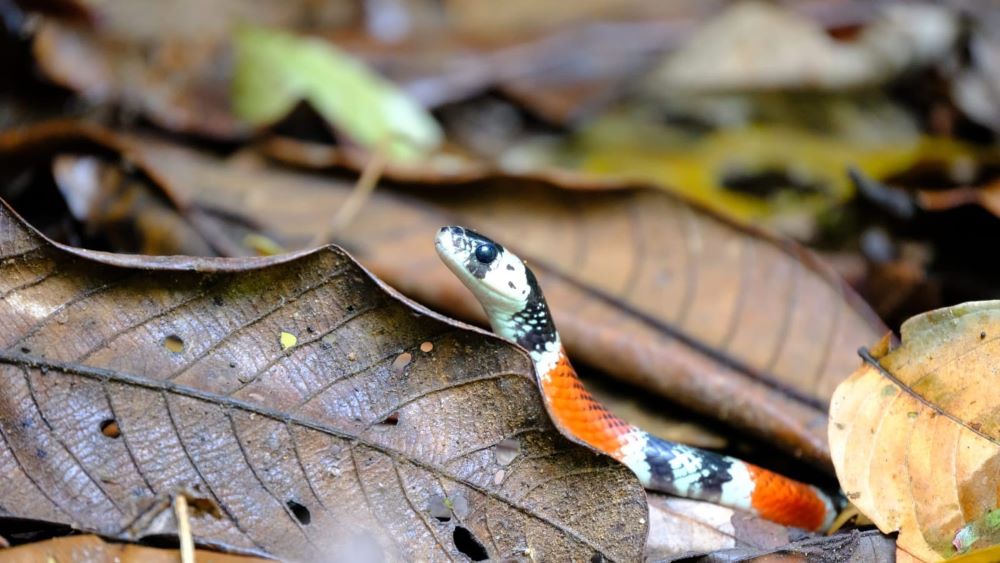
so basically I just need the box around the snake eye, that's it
[475,243,498,264]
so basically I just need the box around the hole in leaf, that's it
[100,419,120,438]
[378,412,399,426]
[495,438,520,465]
[391,352,412,373]
[286,500,311,525]
[163,334,184,353]
[420,341,433,353]
[453,526,488,561]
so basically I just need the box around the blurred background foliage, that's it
[5,0,1000,328]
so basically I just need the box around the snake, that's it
[435,226,836,531]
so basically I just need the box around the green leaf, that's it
[233,26,442,162]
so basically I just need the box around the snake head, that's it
[435,226,532,317]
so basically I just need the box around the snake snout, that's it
[435,226,464,257]
[436,226,468,249]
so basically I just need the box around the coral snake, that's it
[435,226,836,531]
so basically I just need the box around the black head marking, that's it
[509,267,557,353]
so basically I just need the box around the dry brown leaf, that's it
[696,529,895,563]
[644,493,791,560]
[0,535,264,563]
[28,6,679,139]
[0,196,647,561]
[953,15,1000,135]
[642,2,956,92]
[33,21,248,140]
[144,143,884,470]
[646,491,894,563]
[0,122,886,470]
[29,1,359,139]
[51,154,218,256]
[829,303,1000,561]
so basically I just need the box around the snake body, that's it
[435,226,836,531]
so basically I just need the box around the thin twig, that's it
[175,493,195,563]
[309,141,388,248]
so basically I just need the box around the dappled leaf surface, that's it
[0,198,646,561]
[830,302,1000,561]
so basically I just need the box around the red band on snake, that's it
[435,226,836,531]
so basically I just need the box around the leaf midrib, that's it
[0,350,619,559]
[859,347,1000,448]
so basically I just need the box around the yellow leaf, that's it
[949,545,1000,563]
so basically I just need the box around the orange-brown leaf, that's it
[830,302,1000,561]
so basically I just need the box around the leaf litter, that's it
[11,0,1000,559]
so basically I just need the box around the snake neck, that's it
[485,269,563,380]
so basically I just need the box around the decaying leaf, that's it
[0,197,646,560]
[699,529,895,563]
[952,13,1000,135]
[646,489,895,562]
[0,122,887,470]
[51,154,217,256]
[32,21,249,140]
[643,2,957,91]
[644,493,792,560]
[0,535,265,563]
[829,302,1000,561]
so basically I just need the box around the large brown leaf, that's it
[829,302,1000,561]
[0,198,647,561]
[0,122,886,470]
[136,143,884,471]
